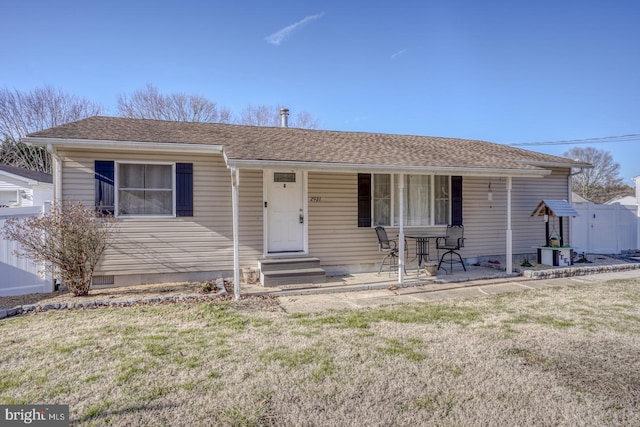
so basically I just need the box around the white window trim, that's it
[371,173,451,228]
[115,161,176,218]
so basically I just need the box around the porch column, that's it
[231,166,241,300]
[506,177,513,274]
[398,173,405,283]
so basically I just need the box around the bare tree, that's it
[564,147,625,203]
[0,85,104,172]
[1,202,118,296]
[293,110,320,129]
[239,104,319,129]
[118,85,319,128]
[117,84,233,123]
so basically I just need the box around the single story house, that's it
[23,115,590,293]
[0,164,53,208]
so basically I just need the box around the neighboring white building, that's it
[0,165,53,296]
[607,195,637,206]
[0,164,53,208]
[604,176,640,207]
[572,192,589,204]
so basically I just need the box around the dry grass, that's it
[1,279,639,426]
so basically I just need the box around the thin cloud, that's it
[391,48,408,60]
[265,12,325,46]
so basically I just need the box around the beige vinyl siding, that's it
[58,149,234,278]
[308,169,571,270]
[237,170,264,265]
[461,168,571,259]
[308,172,384,269]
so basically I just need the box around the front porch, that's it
[241,252,640,297]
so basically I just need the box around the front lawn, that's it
[1,280,639,426]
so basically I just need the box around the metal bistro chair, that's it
[375,226,407,276]
[436,225,467,274]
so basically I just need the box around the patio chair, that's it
[375,226,402,276]
[436,225,466,274]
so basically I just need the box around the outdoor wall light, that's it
[487,182,493,201]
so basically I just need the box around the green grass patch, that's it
[0,371,21,394]
[401,391,455,415]
[259,345,336,382]
[443,364,463,378]
[142,334,172,357]
[84,374,101,384]
[376,338,426,361]
[260,346,318,369]
[294,304,483,329]
[83,400,112,421]
[116,357,156,383]
[199,302,271,331]
[505,314,574,329]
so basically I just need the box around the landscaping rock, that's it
[7,307,21,316]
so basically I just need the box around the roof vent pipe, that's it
[279,108,289,128]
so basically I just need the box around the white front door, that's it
[266,170,306,253]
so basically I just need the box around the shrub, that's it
[1,202,118,296]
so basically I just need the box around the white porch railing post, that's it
[231,166,240,300]
[505,177,512,274]
[398,174,405,284]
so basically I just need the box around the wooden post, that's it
[545,206,550,246]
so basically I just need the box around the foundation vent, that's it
[92,275,115,286]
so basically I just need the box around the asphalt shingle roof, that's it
[0,163,53,183]
[27,116,586,172]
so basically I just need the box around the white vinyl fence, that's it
[570,202,639,255]
[0,204,52,296]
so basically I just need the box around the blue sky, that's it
[3,0,640,181]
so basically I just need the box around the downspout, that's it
[568,167,585,249]
[46,144,62,203]
[230,165,241,300]
[636,176,640,251]
[45,144,62,291]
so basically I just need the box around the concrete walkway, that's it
[275,268,640,314]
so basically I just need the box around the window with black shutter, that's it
[451,176,463,225]
[176,163,193,216]
[95,160,114,215]
[94,161,193,217]
[357,173,372,227]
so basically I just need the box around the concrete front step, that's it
[260,267,326,287]
[259,257,321,272]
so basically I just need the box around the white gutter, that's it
[23,137,224,154]
[568,167,586,249]
[520,160,592,170]
[225,159,552,178]
[46,144,62,203]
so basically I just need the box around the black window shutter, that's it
[451,175,463,225]
[176,163,193,216]
[357,173,372,227]
[95,160,114,215]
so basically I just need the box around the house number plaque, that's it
[309,197,322,203]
